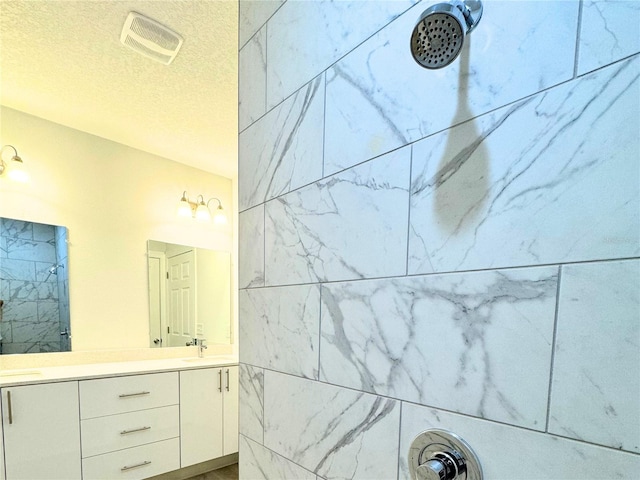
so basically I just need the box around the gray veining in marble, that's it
[239,26,266,132]
[239,364,264,444]
[240,434,315,480]
[239,0,284,49]
[321,266,558,430]
[239,75,325,211]
[265,0,415,109]
[549,259,640,453]
[578,0,640,76]
[399,402,640,480]
[239,205,265,289]
[263,371,400,480]
[408,56,640,274]
[324,0,578,175]
[264,147,410,286]
[240,284,320,379]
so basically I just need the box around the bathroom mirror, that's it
[0,217,71,354]
[147,240,231,347]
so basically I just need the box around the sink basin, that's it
[181,358,214,363]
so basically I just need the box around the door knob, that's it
[409,429,482,480]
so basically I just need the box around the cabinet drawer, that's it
[81,405,179,458]
[80,372,178,419]
[82,437,179,480]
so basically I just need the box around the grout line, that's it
[396,401,404,480]
[321,72,327,180]
[404,145,413,277]
[545,265,563,432]
[317,284,323,382]
[238,256,640,291]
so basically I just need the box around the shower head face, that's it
[411,3,466,69]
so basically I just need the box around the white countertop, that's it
[0,355,238,387]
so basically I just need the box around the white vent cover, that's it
[120,12,184,65]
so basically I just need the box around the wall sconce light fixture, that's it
[177,191,228,225]
[0,145,29,183]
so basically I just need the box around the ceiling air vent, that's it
[120,12,184,65]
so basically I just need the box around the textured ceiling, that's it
[0,0,238,178]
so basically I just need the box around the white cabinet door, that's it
[180,369,224,467]
[1,382,81,480]
[0,401,5,480]
[223,366,238,456]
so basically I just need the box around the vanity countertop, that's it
[0,355,238,387]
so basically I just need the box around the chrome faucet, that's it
[192,338,207,358]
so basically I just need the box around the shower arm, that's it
[454,0,483,33]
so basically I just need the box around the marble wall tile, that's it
[0,258,35,281]
[266,0,415,109]
[399,402,640,480]
[264,147,411,285]
[37,302,59,323]
[1,300,37,323]
[1,342,38,354]
[31,223,55,242]
[324,0,578,175]
[239,75,325,211]
[0,322,12,342]
[549,260,640,453]
[240,285,320,379]
[5,237,56,263]
[240,434,315,480]
[239,0,284,49]
[239,205,265,289]
[39,341,62,353]
[239,363,264,444]
[409,56,640,275]
[239,26,266,131]
[8,281,38,302]
[12,320,60,343]
[1,218,32,239]
[578,0,640,76]
[321,267,558,430]
[264,371,400,480]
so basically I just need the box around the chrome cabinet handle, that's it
[121,460,151,472]
[118,391,150,398]
[225,369,230,392]
[7,391,13,424]
[218,369,222,392]
[120,426,151,435]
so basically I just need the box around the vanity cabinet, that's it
[0,363,237,480]
[79,372,180,480]
[180,366,238,467]
[0,382,82,480]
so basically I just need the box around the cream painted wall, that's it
[0,106,236,352]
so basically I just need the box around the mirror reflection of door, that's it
[147,240,231,347]
[167,250,196,347]
[147,251,166,348]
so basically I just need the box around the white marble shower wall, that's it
[238,1,640,478]
[0,219,65,353]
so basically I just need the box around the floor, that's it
[188,463,238,480]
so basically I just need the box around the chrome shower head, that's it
[410,0,483,69]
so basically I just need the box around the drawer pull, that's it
[226,369,230,392]
[218,369,222,392]
[120,460,151,472]
[118,391,150,399]
[120,426,151,435]
[7,391,13,425]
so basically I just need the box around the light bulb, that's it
[195,202,211,222]
[213,206,228,225]
[177,194,192,218]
